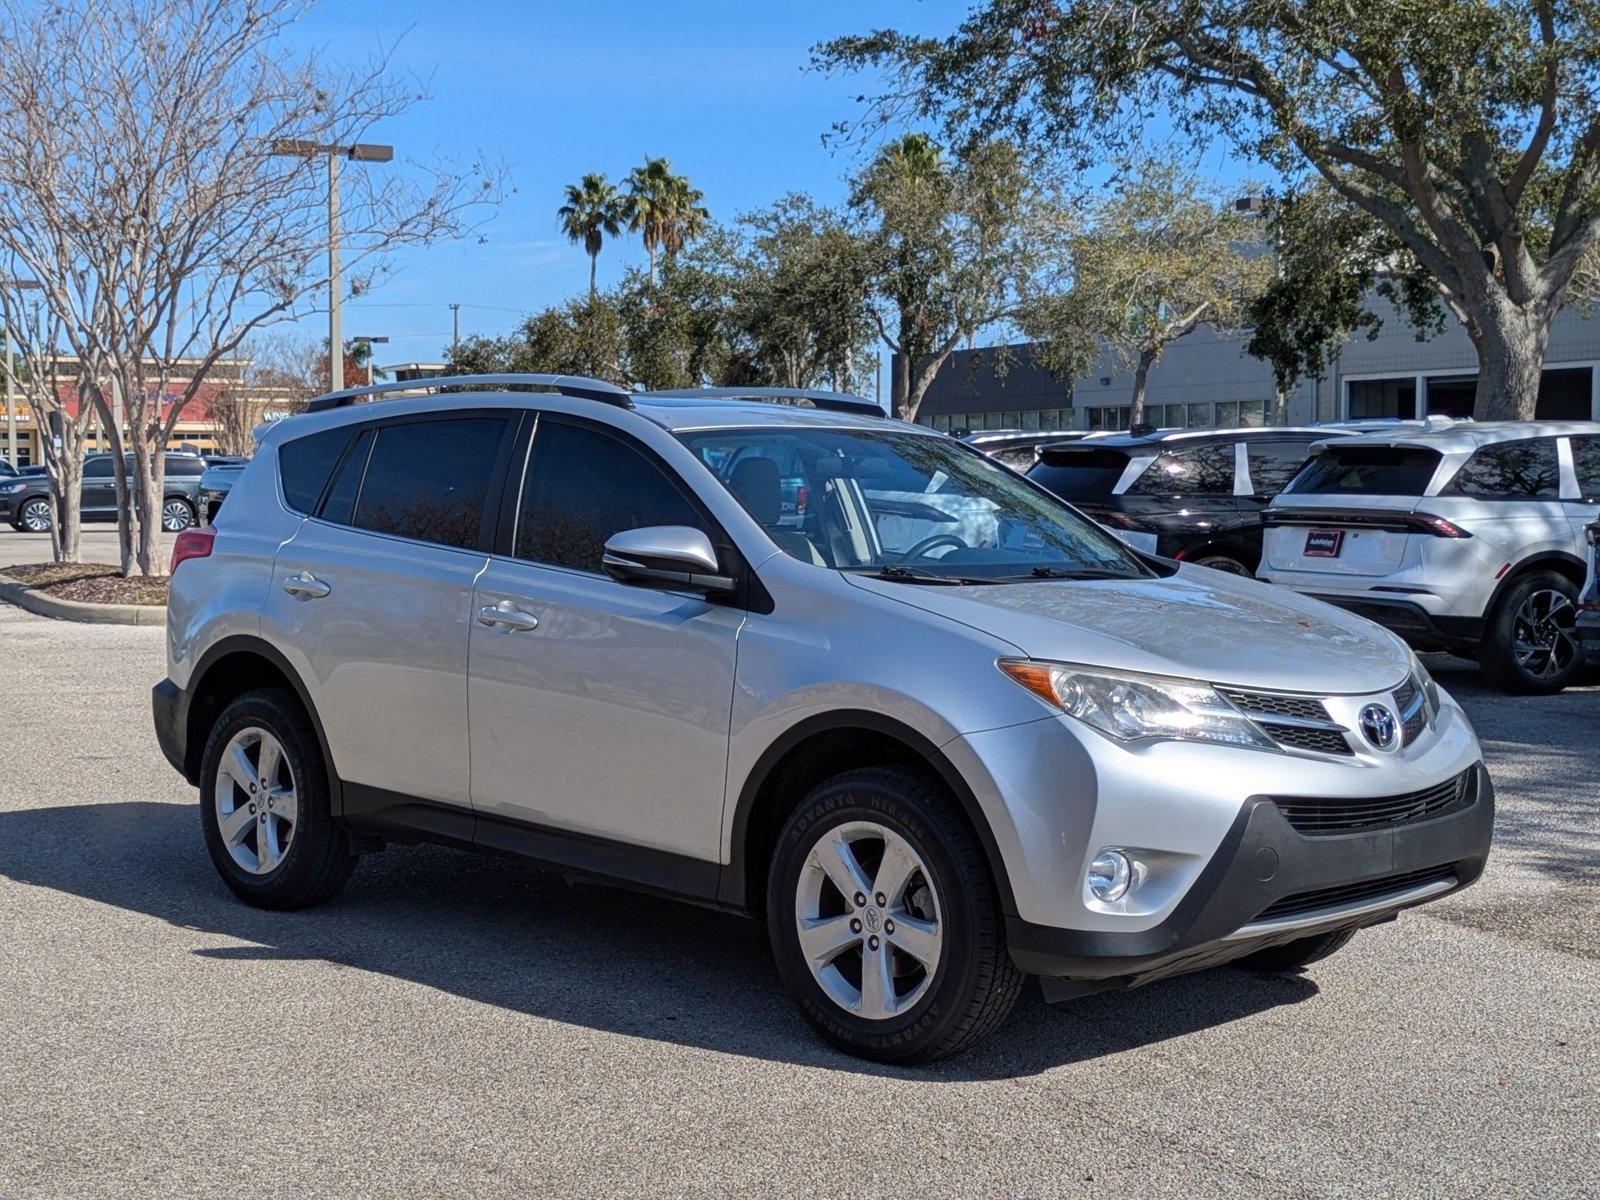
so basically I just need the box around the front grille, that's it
[1218,687,1353,756]
[1255,865,1458,922]
[1271,768,1477,836]
[1217,688,1328,722]
[1393,677,1427,744]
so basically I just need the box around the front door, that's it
[468,415,741,862]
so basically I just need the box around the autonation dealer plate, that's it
[1304,529,1345,558]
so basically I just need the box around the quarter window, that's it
[347,417,508,549]
[1128,442,1235,496]
[1245,440,1317,497]
[1571,436,1600,500]
[1443,438,1560,499]
[279,427,355,515]
[515,421,708,573]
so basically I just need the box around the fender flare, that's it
[717,708,1019,916]
[1483,550,1587,617]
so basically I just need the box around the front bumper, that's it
[1008,761,1493,986]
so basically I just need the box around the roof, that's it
[1316,420,1600,453]
[1054,425,1343,452]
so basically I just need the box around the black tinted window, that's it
[350,418,508,549]
[1572,436,1600,500]
[165,456,206,477]
[320,429,371,526]
[278,428,354,515]
[1246,440,1317,496]
[1443,438,1560,499]
[516,421,706,572]
[83,458,113,479]
[1027,448,1131,497]
[1284,447,1441,496]
[1129,442,1235,496]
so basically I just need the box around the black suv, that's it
[1,452,206,533]
[1026,427,1351,575]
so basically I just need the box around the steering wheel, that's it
[898,534,969,563]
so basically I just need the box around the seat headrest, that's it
[728,457,782,526]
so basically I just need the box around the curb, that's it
[0,572,166,626]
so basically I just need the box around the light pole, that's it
[1,278,44,467]
[270,140,395,392]
[449,303,460,357]
[349,335,389,387]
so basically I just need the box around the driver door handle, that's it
[477,600,539,632]
[282,570,330,599]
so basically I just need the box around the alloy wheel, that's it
[162,499,193,532]
[214,726,298,875]
[20,499,52,532]
[1511,588,1580,681]
[793,820,943,1020]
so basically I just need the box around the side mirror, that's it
[602,526,737,596]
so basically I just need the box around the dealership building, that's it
[912,297,1600,433]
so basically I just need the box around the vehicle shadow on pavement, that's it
[0,800,1318,1080]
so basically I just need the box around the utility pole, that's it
[449,303,460,356]
[271,140,395,394]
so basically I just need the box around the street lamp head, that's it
[347,143,394,163]
[350,335,389,344]
[270,139,394,163]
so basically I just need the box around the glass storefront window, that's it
[1216,401,1239,427]
[1239,400,1266,427]
[1187,403,1211,428]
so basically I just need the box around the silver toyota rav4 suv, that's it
[153,375,1494,1063]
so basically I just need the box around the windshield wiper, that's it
[852,565,979,586]
[1022,565,1141,581]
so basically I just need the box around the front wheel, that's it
[1478,570,1585,694]
[1191,554,1251,576]
[766,766,1022,1064]
[199,687,356,909]
[17,497,52,532]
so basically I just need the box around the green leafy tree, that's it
[853,134,1045,421]
[1245,186,1446,407]
[444,296,627,383]
[819,1,1600,420]
[558,173,625,299]
[1022,160,1271,424]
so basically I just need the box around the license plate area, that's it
[1304,529,1345,558]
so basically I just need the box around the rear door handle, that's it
[477,600,539,631]
[282,570,331,599]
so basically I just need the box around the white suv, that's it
[1259,422,1600,693]
[152,375,1493,1063]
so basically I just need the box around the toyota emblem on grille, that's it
[1359,703,1398,750]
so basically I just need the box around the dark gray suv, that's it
[2,452,206,533]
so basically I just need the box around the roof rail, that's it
[303,372,633,413]
[640,387,885,417]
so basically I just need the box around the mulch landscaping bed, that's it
[1,562,168,606]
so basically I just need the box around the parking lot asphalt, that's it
[0,601,1594,1199]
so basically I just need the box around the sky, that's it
[278,0,1249,369]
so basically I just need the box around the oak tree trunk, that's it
[1467,300,1550,422]
[1129,349,1155,425]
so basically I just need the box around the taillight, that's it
[170,527,215,573]
[1413,514,1471,538]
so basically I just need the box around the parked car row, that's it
[986,417,1600,694]
[1,451,226,533]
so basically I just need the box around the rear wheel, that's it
[1479,570,1585,694]
[199,687,356,909]
[1191,554,1251,576]
[766,766,1022,1063]
[161,497,195,532]
[1235,927,1357,972]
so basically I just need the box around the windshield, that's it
[678,427,1151,583]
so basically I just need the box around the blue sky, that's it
[280,1,1247,367]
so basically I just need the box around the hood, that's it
[842,566,1411,695]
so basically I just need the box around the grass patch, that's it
[1,561,168,606]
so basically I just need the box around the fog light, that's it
[1087,850,1133,902]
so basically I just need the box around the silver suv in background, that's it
[1259,422,1600,693]
[153,376,1493,1063]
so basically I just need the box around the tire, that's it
[1191,554,1251,576]
[1478,569,1585,694]
[1234,927,1357,973]
[161,497,196,532]
[766,766,1023,1064]
[17,496,52,532]
[198,687,356,909]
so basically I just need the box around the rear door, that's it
[80,456,116,515]
[260,411,517,817]
[467,415,741,862]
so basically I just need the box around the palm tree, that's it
[625,157,710,287]
[558,172,624,299]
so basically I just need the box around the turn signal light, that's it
[170,527,215,573]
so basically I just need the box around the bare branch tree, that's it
[0,0,504,574]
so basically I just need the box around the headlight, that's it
[1,481,26,494]
[997,659,1276,749]
[1408,651,1441,722]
